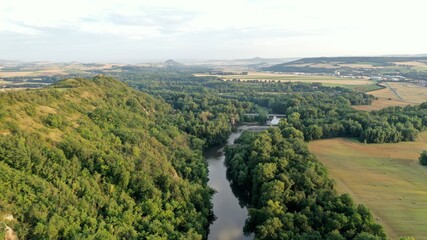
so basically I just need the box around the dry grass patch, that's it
[0,88,29,92]
[353,99,409,111]
[16,113,45,131]
[47,129,63,143]
[0,130,10,135]
[0,71,34,77]
[309,132,427,240]
[354,82,427,111]
[34,69,68,76]
[388,83,427,104]
[37,106,57,114]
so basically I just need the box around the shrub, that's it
[419,151,427,166]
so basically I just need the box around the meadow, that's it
[309,131,427,240]
[354,82,427,111]
[196,72,380,91]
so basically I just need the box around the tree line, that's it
[225,127,387,239]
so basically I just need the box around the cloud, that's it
[79,8,198,38]
[0,21,43,35]
[1,0,427,61]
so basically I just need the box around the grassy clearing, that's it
[309,132,427,240]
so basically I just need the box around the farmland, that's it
[354,82,427,111]
[196,72,380,90]
[309,131,427,240]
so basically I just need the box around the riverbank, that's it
[206,125,270,240]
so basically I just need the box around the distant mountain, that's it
[263,56,427,73]
[164,59,185,67]
[201,57,297,67]
[284,56,427,65]
[381,53,427,57]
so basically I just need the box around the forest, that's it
[0,77,213,239]
[225,127,387,239]
[107,66,426,145]
[1,68,426,239]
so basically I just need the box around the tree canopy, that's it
[0,77,213,239]
[225,128,387,239]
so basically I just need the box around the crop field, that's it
[394,61,427,72]
[354,82,427,111]
[0,71,35,77]
[197,72,377,86]
[0,63,116,78]
[309,132,427,240]
[388,82,427,103]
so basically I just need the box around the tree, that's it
[419,151,427,166]
[304,125,323,141]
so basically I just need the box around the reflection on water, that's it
[206,125,269,240]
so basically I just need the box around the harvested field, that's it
[309,132,427,239]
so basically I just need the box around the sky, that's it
[1,0,427,62]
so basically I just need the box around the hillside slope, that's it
[0,76,212,239]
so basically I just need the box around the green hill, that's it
[0,76,213,239]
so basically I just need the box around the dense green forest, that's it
[106,66,426,144]
[1,68,426,239]
[225,127,387,240]
[244,92,427,143]
[0,77,213,239]
[98,67,379,146]
[8,65,424,146]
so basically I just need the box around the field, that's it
[0,63,117,78]
[394,61,427,72]
[285,59,427,72]
[388,82,427,103]
[354,82,427,111]
[196,72,379,90]
[309,132,427,240]
[0,63,120,90]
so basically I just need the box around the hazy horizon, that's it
[1,0,427,62]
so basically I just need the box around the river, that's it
[206,125,269,240]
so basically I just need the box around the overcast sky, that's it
[1,0,427,62]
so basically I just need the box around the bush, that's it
[43,114,64,128]
[419,151,427,166]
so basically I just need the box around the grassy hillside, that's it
[309,132,427,239]
[0,76,213,239]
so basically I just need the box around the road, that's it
[384,82,404,101]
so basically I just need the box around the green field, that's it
[321,83,383,92]
[199,71,388,101]
[196,72,379,90]
[309,132,427,240]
